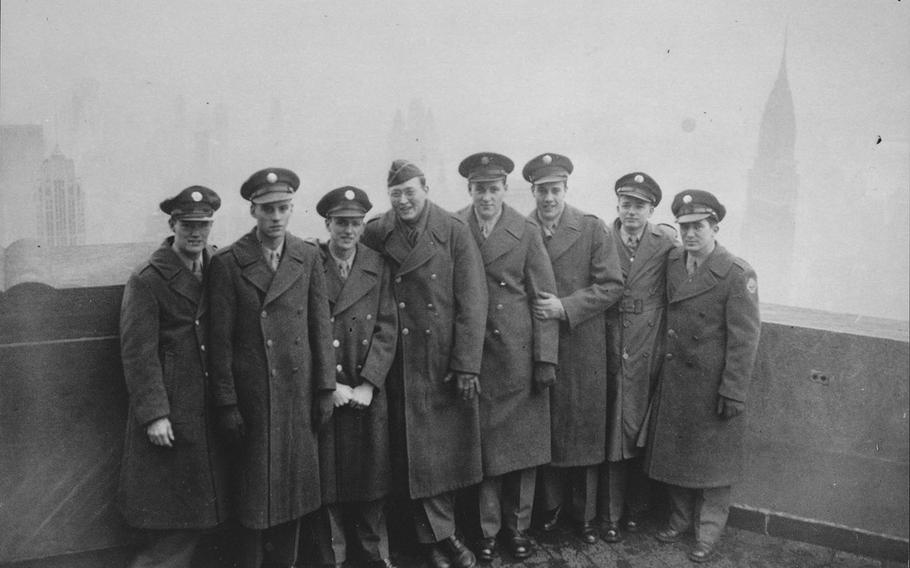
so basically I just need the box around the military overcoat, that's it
[530,204,624,467]
[117,239,227,529]
[645,244,761,487]
[208,229,335,529]
[457,204,558,478]
[362,200,488,499]
[605,220,677,461]
[317,242,398,504]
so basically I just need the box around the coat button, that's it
[493,329,501,335]
[395,276,402,283]
[194,319,200,326]
[623,289,631,296]
[622,351,629,360]
[362,339,369,345]
[623,321,630,328]
[366,314,372,320]
[643,352,650,359]
[333,339,340,348]
[261,310,268,318]
[668,329,677,338]
[499,281,506,287]
[330,317,335,323]
[336,364,343,372]
[271,369,277,376]
[204,371,209,377]
[425,329,431,335]
[496,304,503,310]
[399,302,406,309]
[401,328,409,335]
[430,274,437,279]
[266,339,273,347]
[200,344,206,351]
[356,364,362,370]
[692,335,699,341]
[427,303,434,309]
[665,353,674,360]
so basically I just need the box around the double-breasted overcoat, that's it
[605,220,677,461]
[117,239,227,529]
[457,204,558,478]
[645,244,761,487]
[208,229,335,529]
[362,200,488,499]
[316,241,398,504]
[530,204,624,467]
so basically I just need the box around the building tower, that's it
[0,125,45,246]
[742,35,798,305]
[36,146,85,246]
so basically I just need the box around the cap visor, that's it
[616,188,653,203]
[532,174,568,184]
[172,213,214,221]
[675,212,712,223]
[327,209,367,218]
[251,192,294,204]
[469,174,507,182]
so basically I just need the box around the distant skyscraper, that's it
[742,38,798,305]
[388,99,446,188]
[36,147,85,246]
[0,125,45,246]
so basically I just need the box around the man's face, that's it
[172,220,212,257]
[469,179,507,222]
[251,200,293,240]
[388,177,428,222]
[326,216,365,252]
[679,219,718,254]
[532,181,567,223]
[617,195,654,232]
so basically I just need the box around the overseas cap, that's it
[671,190,726,223]
[160,185,221,221]
[522,153,574,184]
[615,172,662,206]
[240,168,300,204]
[458,152,514,182]
[316,186,372,218]
[387,159,425,187]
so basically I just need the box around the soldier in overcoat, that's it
[598,172,677,543]
[118,186,228,567]
[361,159,488,568]
[208,168,335,568]
[308,186,398,568]
[523,153,624,544]
[454,153,559,562]
[646,190,761,563]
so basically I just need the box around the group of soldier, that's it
[117,151,761,568]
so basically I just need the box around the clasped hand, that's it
[333,383,375,410]
[532,292,565,320]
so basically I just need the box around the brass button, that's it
[362,339,369,345]
[333,339,340,348]
[266,339,273,347]
[271,369,277,376]
[496,304,503,310]
[366,314,372,320]
[200,344,206,351]
[395,276,402,283]
[427,303,434,309]
[499,281,506,287]
[401,328,409,335]
[399,302,406,309]
[261,310,268,318]
[493,329,501,335]
[665,353,673,360]
[668,329,677,338]
[425,329,431,335]
[336,364,343,372]
[430,274,437,279]
[330,317,335,323]
[194,319,200,326]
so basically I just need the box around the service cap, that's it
[615,171,662,205]
[240,168,299,204]
[671,190,726,223]
[159,185,221,221]
[522,153,574,184]
[316,186,372,218]
[387,159,425,187]
[458,152,514,182]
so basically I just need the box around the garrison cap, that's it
[240,168,299,204]
[387,159,425,187]
[458,152,514,182]
[615,172,662,206]
[522,153,574,184]
[159,185,221,221]
[672,190,726,223]
[316,186,372,218]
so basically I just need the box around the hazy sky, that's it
[1,0,908,319]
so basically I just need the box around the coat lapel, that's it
[264,234,306,306]
[234,229,273,297]
[668,244,734,303]
[611,219,633,279]
[480,205,523,266]
[396,203,445,277]
[333,244,381,315]
[545,204,583,261]
[626,223,662,282]
[149,240,202,306]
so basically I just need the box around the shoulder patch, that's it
[746,277,758,294]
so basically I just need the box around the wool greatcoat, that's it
[117,239,228,529]
[605,220,677,461]
[530,204,624,467]
[208,229,335,529]
[316,241,398,504]
[457,204,559,477]
[362,200,488,499]
[645,244,761,488]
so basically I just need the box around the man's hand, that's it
[445,371,481,400]
[333,384,354,408]
[532,292,566,320]
[349,383,375,410]
[533,362,557,392]
[313,391,334,430]
[716,395,745,419]
[217,405,245,445]
[146,417,174,447]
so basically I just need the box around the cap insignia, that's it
[344,189,355,200]
[266,172,278,184]
[191,191,203,202]
[542,155,553,165]
[480,156,490,166]
[634,174,644,183]
[683,194,692,204]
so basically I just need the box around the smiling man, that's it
[598,172,677,544]
[362,159,488,568]
[645,190,761,562]
[208,168,335,568]
[524,153,624,545]
[455,153,558,562]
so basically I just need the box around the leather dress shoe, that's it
[540,505,562,532]
[476,537,497,562]
[688,541,716,563]
[655,526,686,543]
[426,543,453,568]
[602,520,623,543]
[577,521,597,544]
[367,560,397,568]
[624,517,642,533]
[443,535,477,568]
[507,530,533,559]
